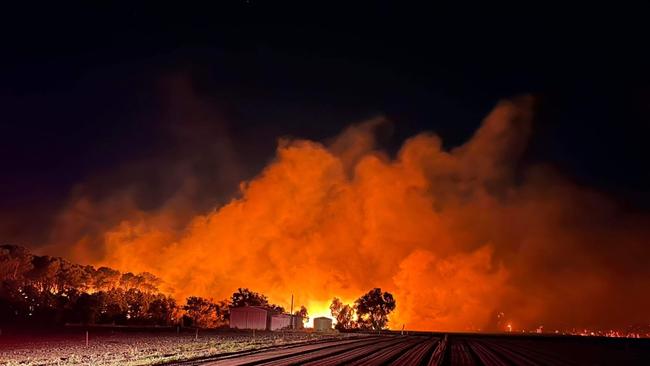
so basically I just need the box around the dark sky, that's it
[1,2,649,248]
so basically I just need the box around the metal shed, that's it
[314,316,333,331]
[270,313,291,330]
[229,306,270,330]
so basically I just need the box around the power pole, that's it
[290,294,294,329]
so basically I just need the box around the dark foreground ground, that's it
[166,332,650,366]
[1,329,650,365]
[0,328,346,365]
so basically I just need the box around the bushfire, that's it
[49,97,650,331]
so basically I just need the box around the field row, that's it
[3,332,650,365]
[172,333,650,365]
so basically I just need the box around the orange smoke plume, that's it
[54,97,650,331]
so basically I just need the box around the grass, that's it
[0,330,345,366]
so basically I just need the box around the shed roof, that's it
[230,306,270,312]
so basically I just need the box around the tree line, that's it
[2,244,395,330]
[0,245,306,328]
[1,244,177,327]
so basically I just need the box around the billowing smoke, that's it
[48,96,650,331]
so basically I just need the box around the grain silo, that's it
[313,316,333,331]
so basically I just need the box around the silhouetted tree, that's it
[230,288,269,307]
[268,304,286,313]
[56,261,90,294]
[183,296,219,328]
[0,245,32,281]
[295,305,308,320]
[292,305,308,327]
[26,255,60,293]
[125,288,150,322]
[92,267,121,291]
[120,272,160,293]
[215,298,231,322]
[330,297,356,330]
[148,295,178,325]
[73,292,102,324]
[354,288,395,330]
[100,288,128,324]
[230,288,287,315]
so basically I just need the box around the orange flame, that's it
[54,97,650,331]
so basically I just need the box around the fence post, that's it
[85,330,89,347]
[195,328,198,341]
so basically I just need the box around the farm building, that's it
[270,314,291,330]
[314,316,333,331]
[230,306,305,331]
[229,306,270,330]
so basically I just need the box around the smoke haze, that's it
[34,96,650,331]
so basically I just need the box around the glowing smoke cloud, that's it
[55,97,650,331]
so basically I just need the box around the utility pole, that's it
[290,294,294,329]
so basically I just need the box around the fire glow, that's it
[54,97,650,332]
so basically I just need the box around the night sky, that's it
[1,3,649,249]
